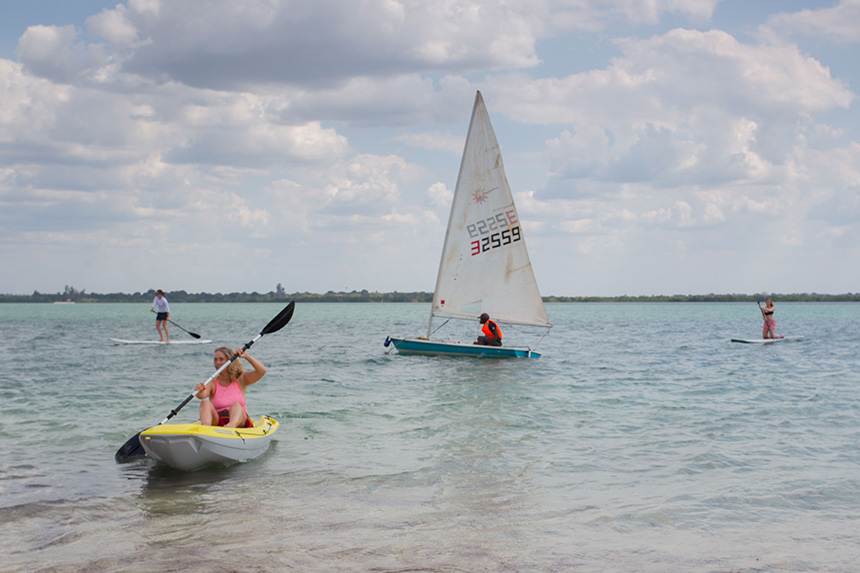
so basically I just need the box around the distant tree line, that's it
[1,287,859,303]
[0,287,433,303]
[542,293,860,302]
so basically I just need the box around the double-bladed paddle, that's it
[150,308,202,339]
[116,301,295,463]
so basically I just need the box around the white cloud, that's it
[72,0,543,92]
[426,181,453,207]
[538,0,719,32]
[763,0,860,44]
[498,26,855,236]
[86,4,141,46]
[16,24,114,84]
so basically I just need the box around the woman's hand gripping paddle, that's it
[116,301,295,462]
[758,302,774,339]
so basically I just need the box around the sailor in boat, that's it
[474,313,503,346]
[759,298,784,340]
[195,346,267,428]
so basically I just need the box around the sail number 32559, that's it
[471,226,521,256]
[467,210,521,256]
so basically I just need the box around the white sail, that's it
[429,91,550,331]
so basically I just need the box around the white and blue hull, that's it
[385,337,540,358]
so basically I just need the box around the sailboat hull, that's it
[386,337,540,358]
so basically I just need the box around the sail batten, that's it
[429,91,550,331]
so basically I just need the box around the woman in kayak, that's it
[759,298,784,340]
[195,346,267,428]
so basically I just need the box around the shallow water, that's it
[1,302,859,571]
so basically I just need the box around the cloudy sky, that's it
[1,0,858,297]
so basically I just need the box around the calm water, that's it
[1,302,859,572]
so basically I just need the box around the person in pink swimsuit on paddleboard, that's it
[759,298,784,340]
[195,346,267,428]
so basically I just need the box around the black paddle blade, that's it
[167,318,202,339]
[261,301,295,335]
[115,432,146,463]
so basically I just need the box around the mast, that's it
[427,91,485,339]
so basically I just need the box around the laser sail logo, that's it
[472,186,497,204]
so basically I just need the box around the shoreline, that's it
[2,291,859,303]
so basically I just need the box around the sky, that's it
[1,0,858,297]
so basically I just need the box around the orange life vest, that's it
[482,319,502,340]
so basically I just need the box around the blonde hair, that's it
[214,346,244,380]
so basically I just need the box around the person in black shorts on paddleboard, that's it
[151,289,170,342]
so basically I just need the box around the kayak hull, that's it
[140,415,279,471]
[386,337,540,358]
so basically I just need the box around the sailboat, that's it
[385,91,551,358]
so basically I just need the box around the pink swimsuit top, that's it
[210,379,248,416]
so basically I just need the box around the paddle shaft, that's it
[151,309,201,339]
[759,302,775,338]
[155,298,295,424]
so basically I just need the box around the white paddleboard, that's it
[110,338,212,345]
[730,337,792,344]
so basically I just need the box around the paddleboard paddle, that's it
[116,301,296,462]
[151,308,202,339]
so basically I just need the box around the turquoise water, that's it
[1,302,859,571]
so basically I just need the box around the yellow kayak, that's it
[140,415,279,471]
